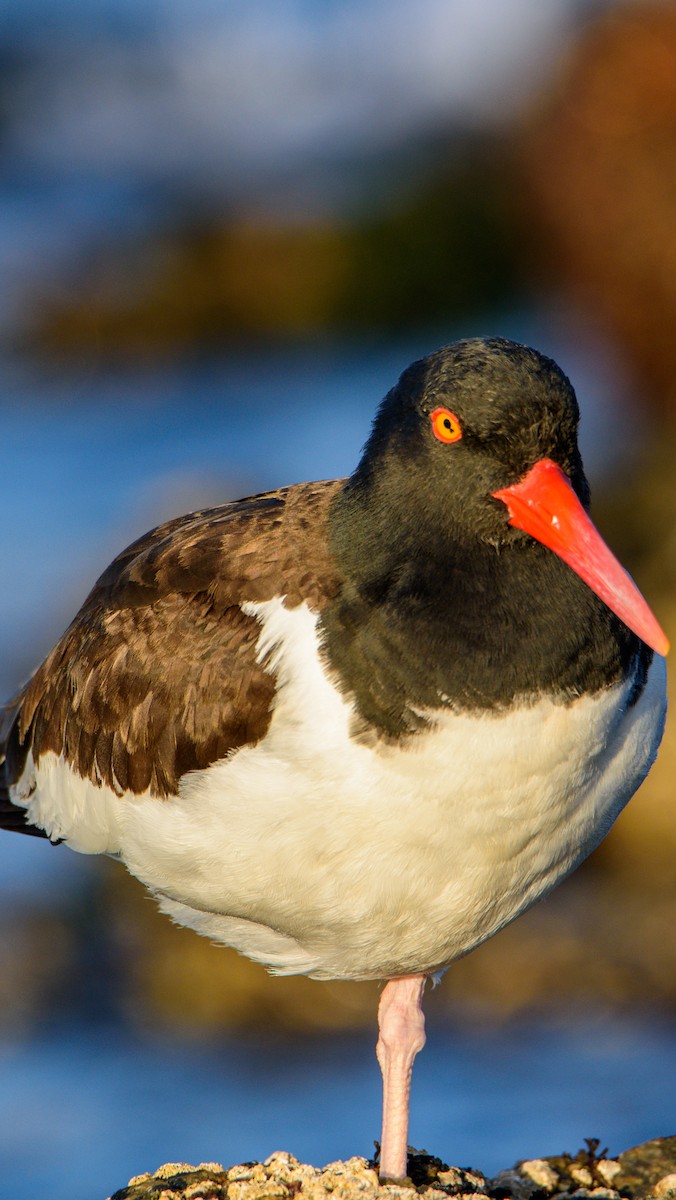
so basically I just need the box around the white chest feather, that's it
[20,599,667,981]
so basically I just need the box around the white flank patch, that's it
[11,598,668,981]
[13,749,127,854]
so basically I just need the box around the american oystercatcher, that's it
[0,337,668,1179]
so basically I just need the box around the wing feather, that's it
[1,479,342,825]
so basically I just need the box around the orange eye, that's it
[430,407,462,444]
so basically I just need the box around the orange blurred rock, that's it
[521,3,676,413]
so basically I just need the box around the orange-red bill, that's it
[493,458,669,657]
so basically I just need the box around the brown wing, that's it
[0,479,343,824]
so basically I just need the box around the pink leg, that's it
[376,974,427,1180]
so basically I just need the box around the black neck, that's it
[322,493,648,736]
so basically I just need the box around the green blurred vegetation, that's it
[31,147,521,359]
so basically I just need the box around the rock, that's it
[652,1175,676,1198]
[595,1163,621,1188]
[615,1137,676,1199]
[519,1160,560,1192]
[107,1138,676,1200]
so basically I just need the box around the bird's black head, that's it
[335,336,589,562]
[326,337,664,728]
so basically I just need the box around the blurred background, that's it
[0,1,675,1197]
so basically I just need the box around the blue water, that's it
[0,1015,674,1200]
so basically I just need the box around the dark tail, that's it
[0,701,50,839]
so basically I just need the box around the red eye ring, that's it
[430,407,462,444]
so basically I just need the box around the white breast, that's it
[19,598,667,981]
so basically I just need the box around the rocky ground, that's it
[109,1137,676,1200]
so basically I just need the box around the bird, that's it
[0,336,668,1180]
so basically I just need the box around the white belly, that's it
[21,599,667,981]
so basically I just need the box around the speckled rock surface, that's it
[108,1139,676,1200]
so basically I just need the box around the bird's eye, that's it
[430,407,462,444]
